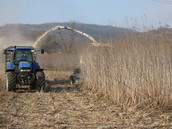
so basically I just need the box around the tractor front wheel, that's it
[5,72,16,91]
[36,71,45,92]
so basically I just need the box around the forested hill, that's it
[0,22,132,44]
[1,22,171,49]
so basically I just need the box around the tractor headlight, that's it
[20,69,31,72]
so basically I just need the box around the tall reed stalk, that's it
[81,33,172,111]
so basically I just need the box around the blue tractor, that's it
[3,46,45,92]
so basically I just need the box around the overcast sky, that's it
[0,0,172,29]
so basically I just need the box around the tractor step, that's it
[16,85,30,89]
[15,85,35,92]
[16,89,35,92]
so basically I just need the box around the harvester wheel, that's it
[5,72,16,91]
[36,71,45,92]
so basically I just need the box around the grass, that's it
[81,32,172,111]
[0,70,171,128]
[0,83,171,128]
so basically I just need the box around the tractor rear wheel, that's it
[5,72,16,91]
[36,71,45,92]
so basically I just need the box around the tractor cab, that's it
[3,46,45,92]
[15,49,33,62]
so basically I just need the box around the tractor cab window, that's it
[15,50,33,62]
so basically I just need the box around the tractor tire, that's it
[5,72,16,91]
[36,71,45,92]
[30,81,36,90]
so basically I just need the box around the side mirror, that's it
[41,49,44,54]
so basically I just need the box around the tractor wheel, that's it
[30,81,36,90]
[36,71,45,92]
[5,72,16,91]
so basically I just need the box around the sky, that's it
[0,0,172,29]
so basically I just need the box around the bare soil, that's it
[0,71,172,129]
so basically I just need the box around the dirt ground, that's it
[0,70,172,129]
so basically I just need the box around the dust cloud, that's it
[0,26,34,78]
[0,1,33,77]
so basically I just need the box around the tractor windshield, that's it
[14,49,33,62]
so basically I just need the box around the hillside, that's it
[0,22,132,47]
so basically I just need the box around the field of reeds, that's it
[0,29,172,128]
[81,32,172,111]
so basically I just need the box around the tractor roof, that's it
[5,46,35,51]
